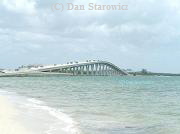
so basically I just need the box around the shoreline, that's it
[0,90,80,134]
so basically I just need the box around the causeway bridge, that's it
[34,60,128,76]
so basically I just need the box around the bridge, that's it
[33,60,128,76]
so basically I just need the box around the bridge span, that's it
[35,60,128,76]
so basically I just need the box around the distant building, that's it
[141,69,148,74]
[0,69,4,73]
[18,64,44,69]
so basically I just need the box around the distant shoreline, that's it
[0,72,73,77]
[129,72,180,76]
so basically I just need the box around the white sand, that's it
[0,96,33,134]
[0,93,80,134]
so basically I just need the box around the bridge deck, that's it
[33,61,128,76]
[1,61,128,76]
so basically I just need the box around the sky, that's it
[0,0,180,73]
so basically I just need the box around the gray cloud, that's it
[0,0,180,73]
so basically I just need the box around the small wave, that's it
[157,76,171,77]
[26,98,80,134]
[27,98,44,105]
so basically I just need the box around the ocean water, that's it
[0,76,180,134]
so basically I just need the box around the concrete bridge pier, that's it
[86,65,89,75]
[103,65,105,76]
[94,64,97,75]
[90,64,93,75]
[99,64,102,75]
[80,66,83,75]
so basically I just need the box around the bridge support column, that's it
[112,68,114,75]
[78,66,80,75]
[116,70,118,75]
[98,64,100,76]
[102,64,105,76]
[62,68,64,73]
[73,67,76,75]
[89,65,92,75]
[111,68,113,76]
[109,67,112,76]
[65,68,68,73]
[86,65,89,75]
[69,67,72,74]
[59,68,61,73]
[116,70,119,75]
[91,64,95,75]
[76,66,79,75]
[105,65,107,76]
[114,70,116,75]
[101,65,103,76]
[80,66,83,75]
[99,64,101,76]
[107,66,109,76]
[95,64,98,76]
[72,67,75,75]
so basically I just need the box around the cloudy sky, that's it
[0,0,180,73]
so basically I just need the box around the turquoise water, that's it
[0,76,180,134]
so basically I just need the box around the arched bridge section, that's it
[36,61,128,76]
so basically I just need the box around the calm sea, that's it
[0,76,180,134]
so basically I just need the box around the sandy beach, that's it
[0,91,80,134]
[0,96,32,134]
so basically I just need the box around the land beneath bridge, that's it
[0,72,73,77]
